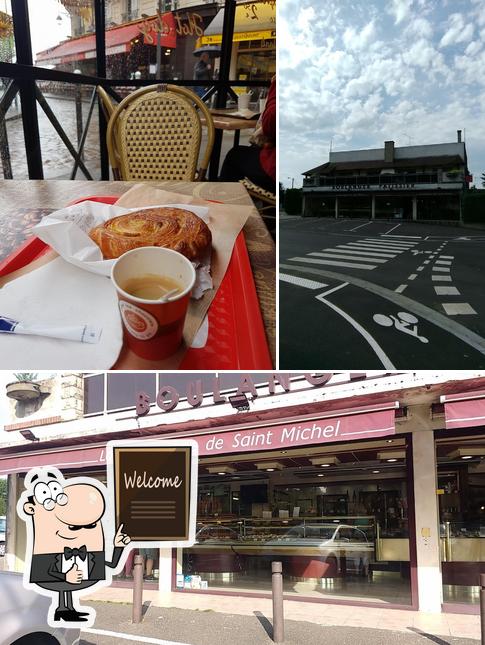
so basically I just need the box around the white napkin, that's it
[31,201,213,298]
[0,257,122,369]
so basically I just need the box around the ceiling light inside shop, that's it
[377,450,405,462]
[207,465,236,475]
[255,461,284,471]
[447,447,485,460]
[310,456,340,467]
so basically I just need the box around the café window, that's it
[180,437,413,605]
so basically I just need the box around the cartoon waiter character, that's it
[18,467,131,626]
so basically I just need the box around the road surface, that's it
[280,217,485,368]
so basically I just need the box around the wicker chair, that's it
[240,177,276,237]
[97,85,116,121]
[106,84,215,181]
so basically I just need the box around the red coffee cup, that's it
[111,247,196,360]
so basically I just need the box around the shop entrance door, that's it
[437,436,485,608]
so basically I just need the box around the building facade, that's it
[302,135,471,221]
[37,1,275,86]
[1,372,485,615]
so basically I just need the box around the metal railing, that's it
[303,172,465,188]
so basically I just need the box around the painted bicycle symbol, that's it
[373,311,429,344]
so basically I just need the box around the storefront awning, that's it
[0,401,398,476]
[441,390,485,429]
[36,16,176,65]
[201,1,276,44]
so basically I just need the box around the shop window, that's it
[84,373,104,415]
[107,373,157,411]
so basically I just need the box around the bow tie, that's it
[64,546,87,561]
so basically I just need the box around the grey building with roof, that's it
[301,133,470,221]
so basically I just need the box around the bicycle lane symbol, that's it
[373,312,429,344]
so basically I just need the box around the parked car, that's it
[265,523,374,576]
[0,515,6,556]
[0,571,80,645]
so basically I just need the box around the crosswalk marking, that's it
[436,260,452,265]
[333,245,397,257]
[435,286,460,296]
[362,240,415,248]
[364,239,416,247]
[288,256,377,270]
[432,275,452,282]
[344,243,398,256]
[440,255,454,259]
[442,303,477,316]
[309,252,388,263]
[433,266,451,273]
[395,284,408,293]
[279,273,328,290]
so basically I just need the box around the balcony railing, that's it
[303,171,465,189]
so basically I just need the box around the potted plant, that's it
[6,373,41,401]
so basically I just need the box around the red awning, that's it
[0,401,398,475]
[442,390,485,429]
[36,15,176,65]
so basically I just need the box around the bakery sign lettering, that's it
[138,11,204,44]
[136,372,366,415]
[107,440,198,545]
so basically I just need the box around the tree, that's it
[481,172,485,188]
[0,478,7,516]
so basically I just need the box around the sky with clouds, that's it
[279,0,485,187]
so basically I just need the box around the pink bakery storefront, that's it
[2,372,485,614]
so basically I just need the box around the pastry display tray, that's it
[0,195,272,369]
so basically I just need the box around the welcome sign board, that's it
[107,440,198,547]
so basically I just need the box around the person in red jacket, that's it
[219,77,276,192]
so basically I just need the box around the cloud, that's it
[343,20,376,51]
[280,0,485,188]
[439,12,474,47]
[387,0,414,25]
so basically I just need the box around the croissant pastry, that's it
[89,207,212,261]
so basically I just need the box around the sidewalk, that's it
[83,588,480,642]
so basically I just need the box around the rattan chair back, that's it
[97,85,116,121]
[106,84,215,181]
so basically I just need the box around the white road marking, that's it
[424,251,432,254]
[408,274,418,280]
[83,627,191,645]
[383,223,401,234]
[288,256,376,270]
[319,282,349,297]
[442,303,477,316]
[279,273,328,289]
[309,252,387,263]
[395,284,408,293]
[352,242,412,251]
[424,260,430,264]
[433,266,451,273]
[333,246,397,258]
[383,234,422,239]
[417,266,425,272]
[432,275,452,282]
[435,286,461,296]
[440,255,454,259]
[315,292,396,368]
[345,243,400,255]
[365,238,416,247]
[436,260,452,265]
[349,221,373,231]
